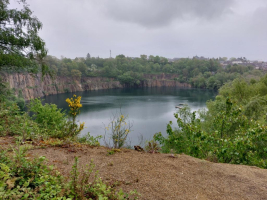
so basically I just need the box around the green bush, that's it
[118,71,144,86]
[0,103,40,139]
[28,98,67,128]
[15,97,25,110]
[27,98,72,138]
[155,99,267,168]
[0,149,63,199]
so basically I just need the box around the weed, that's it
[78,132,102,146]
[40,138,64,147]
[66,157,140,199]
[107,149,121,156]
[107,150,115,156]
[145,139,161,153]
[104,112,133,149]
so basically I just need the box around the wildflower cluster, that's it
[66,94,84,137]
[66,95,82,117]
[78,122,85,132]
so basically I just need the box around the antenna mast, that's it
[110,50,111,58]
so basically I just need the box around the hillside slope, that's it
[1,137,265,200]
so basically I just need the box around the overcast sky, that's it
[10,0,267,60]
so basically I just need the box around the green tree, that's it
[60,67,69,76]
[140,54,147,61]
[71,69,82,79]
[118,71,144,86]
[153,63,161,72]
[0,0,47,73]
[148,55,154,62]
[77,62,87,74]
[154,56,160,64]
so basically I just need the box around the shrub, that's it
[66,94,85,137]
[0,103,40,140]
[104,113,133,149]
[154,98,267,168]
[15,97,25,110]
[0,146,63,199]
[28,98,71,138]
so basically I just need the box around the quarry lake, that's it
[42,87,216,146]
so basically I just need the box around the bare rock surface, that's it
[2,73,190,100]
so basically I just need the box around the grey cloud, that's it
[251,6,267,34]
[104,0,235,27]
[8,0,267,60]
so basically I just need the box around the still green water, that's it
[42,87,216,146]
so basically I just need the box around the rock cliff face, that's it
[141,74,191,88]
[3,73,191,100]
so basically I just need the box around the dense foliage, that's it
[0,0,47,73]
[155,75,267,168]
[0,92,86,140]
[0,148,63,199]
[39,54,262,89]
[27,98,72,138]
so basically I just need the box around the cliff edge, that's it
[2,73,191,100]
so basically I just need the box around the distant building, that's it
[232,61,243,65]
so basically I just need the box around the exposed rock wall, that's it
[142,74,191,88]
[142,79,191,88]
[2,73,190,100]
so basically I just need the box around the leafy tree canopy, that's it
[0,0,47,73]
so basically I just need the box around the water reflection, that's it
[42,87,216,145]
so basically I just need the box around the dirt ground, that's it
[1,137,267,200]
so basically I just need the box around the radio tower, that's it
[110,50,111,58]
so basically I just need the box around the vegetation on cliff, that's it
[41,54,262,90]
